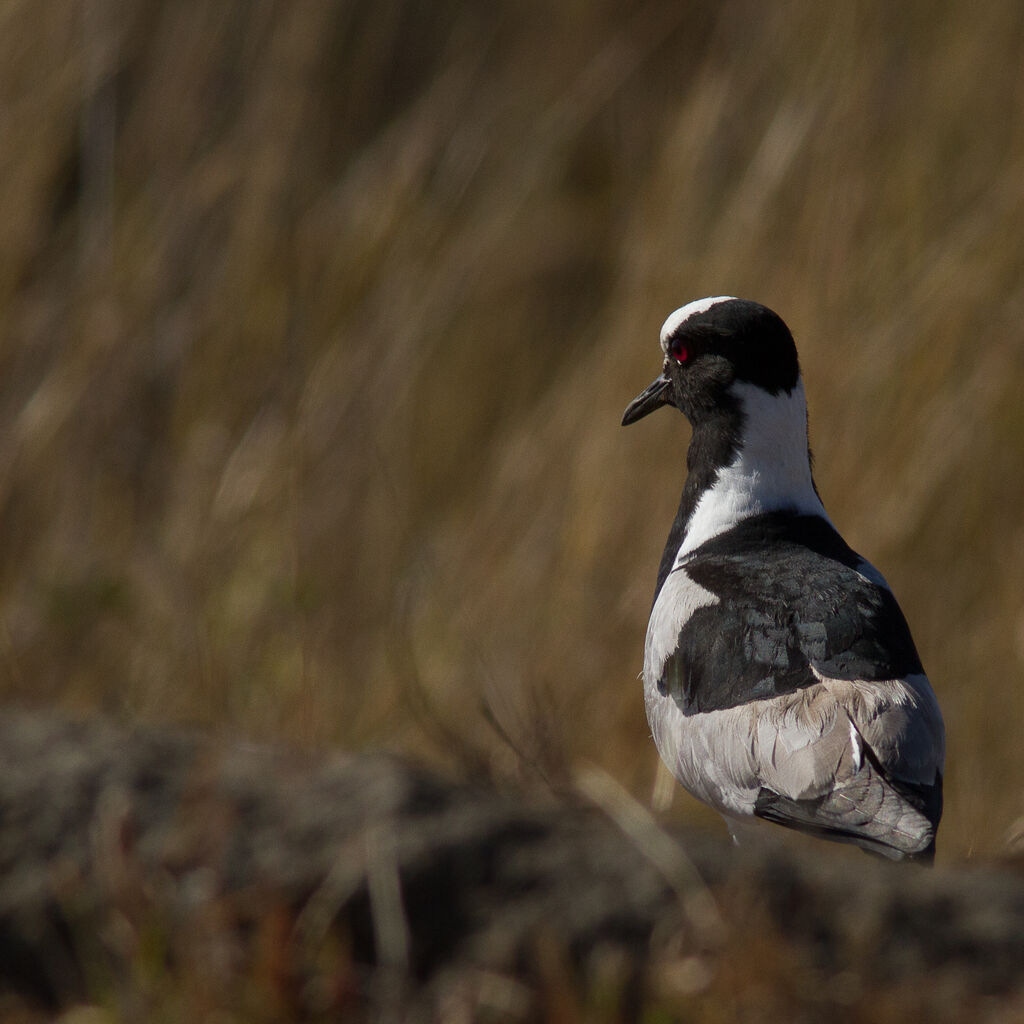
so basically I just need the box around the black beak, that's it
[621,373,672,426]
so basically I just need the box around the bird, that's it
[622,296,945,863]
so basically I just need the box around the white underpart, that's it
[674,378,829,566]
[659,296,736,353]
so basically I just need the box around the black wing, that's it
[659,512,924,715]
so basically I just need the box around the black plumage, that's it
[659,511,924,716]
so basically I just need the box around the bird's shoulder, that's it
[659,511,924,715]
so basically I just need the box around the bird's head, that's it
[622,297,801,427]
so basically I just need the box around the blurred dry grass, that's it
[0,0,1022,863]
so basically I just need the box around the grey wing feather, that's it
[754,752,940,861]
[646,671,944,860]
[751,673,944,859]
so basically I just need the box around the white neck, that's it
[674,378,828,564]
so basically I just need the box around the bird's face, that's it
[622,297,800,428]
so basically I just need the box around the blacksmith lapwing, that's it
[622,297,945,862]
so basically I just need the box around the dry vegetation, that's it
[1,711,1023,1024]
[1,1,1024,1012]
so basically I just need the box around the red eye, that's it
[671,341,689,364]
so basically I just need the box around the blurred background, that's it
[1,0,1022,861]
